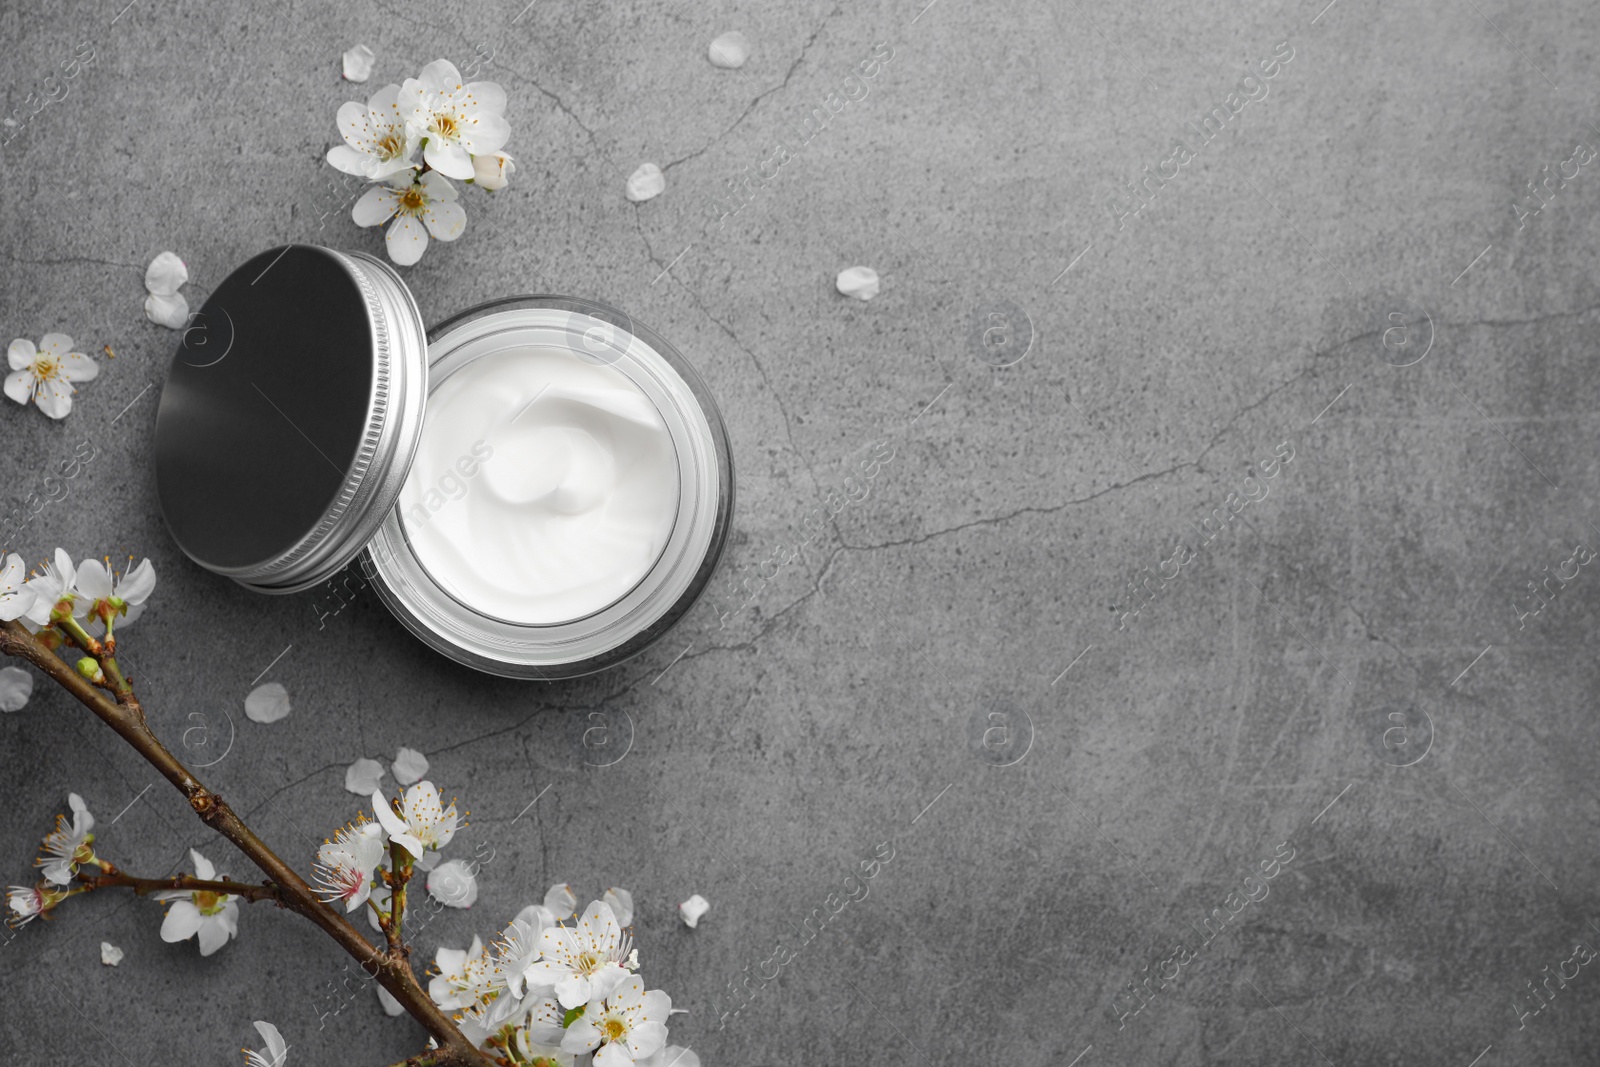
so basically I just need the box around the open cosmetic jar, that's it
[152,245,734,678]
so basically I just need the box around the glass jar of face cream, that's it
[152,245,734,679]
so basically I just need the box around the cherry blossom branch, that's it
[76,866,287,904]
[0,619,495,1067]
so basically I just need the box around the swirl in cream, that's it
[397,344,679,625]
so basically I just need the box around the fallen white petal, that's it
[0,666,33,712]
[678,893,710,928]
[377,984,405,1016]
[342,44,377,82]
[392,746,428,786]
[426,859,478,908]
[100,941,124,966]
[145,291,189,329]
[345,757,385,795]
[244,682,291,724]
[144,251,188,296]
[708,31,750,68]
[835,266,880,301]
[625,162,665,202]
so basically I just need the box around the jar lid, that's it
[153,245,429,593]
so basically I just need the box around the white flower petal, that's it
[392,746,428,786]
[545,883,578,920]
[244,682,291,724]
[196,916,231,955]
[352,185,399,227]
[160,900,202,942]
[345,758,385,795]
[603,887,634,928]
[422,199,466,242]
[57,351,98,382]
[4,370,31,406]
[417,170,458,200]
[709,31,751,68]
[38,333,73,356]
[33,378,73,419]
[625,162,665,202]
[326,144,369,175]
[144,251,188,296]
[342,43,376,82]
[75,559,113,600]
[145,291,190,330]
[678,893,710,928]
[190,848,216,881]
[117,559,157,604]
[100,941,124,966]
[252,1021,288,1067]
[836,265,880,301]
[385,214,429,266]
[423,139,476,180]
[7,338,35,370]
[0,666,32,712]
[377,984,405,1016]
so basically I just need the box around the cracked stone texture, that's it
[2,1,1600,1065]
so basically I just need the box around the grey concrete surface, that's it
[3,0,1600,1064]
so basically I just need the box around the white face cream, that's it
[396,344,681,625]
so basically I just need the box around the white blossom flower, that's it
[74,555,157,630]
[6,335,98,419]
[490,903,557,1007]
[23,548,85,627]
[400,60,510,180]
[6,883,66,927]
[0,553,34,622]
[313,822,385,912]
[527,901,634,1009]
[0,666,32,712]
[154,848,239,956]
[243,1020,288,1067]
[428,935,501,1011]
[370,781,460,859]
[471,151,515,190]
[352,171,466,267]
[425,858,478,909]
[560,976,671,1066]
[36,792,95,885]
[327,84,419,181]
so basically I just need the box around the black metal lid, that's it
[153,245,429,593]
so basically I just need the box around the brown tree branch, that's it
[0,619,494,1067]
[77,867,288,904]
